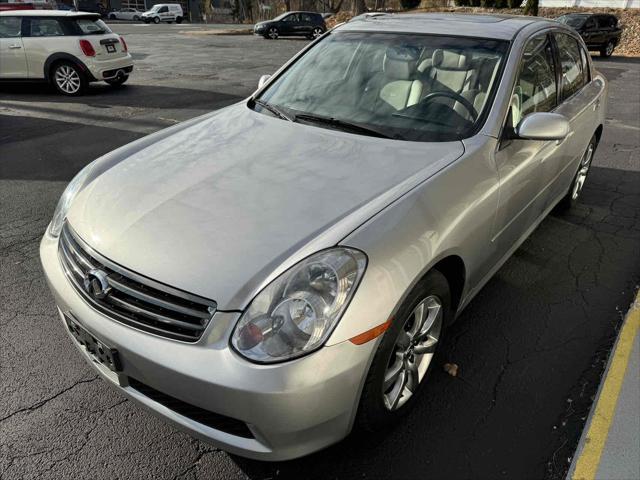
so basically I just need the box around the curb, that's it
[568,290,640,480]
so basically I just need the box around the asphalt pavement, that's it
[0,30,639,480]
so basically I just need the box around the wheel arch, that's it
[44,53,95,82]
[430,255,466,316]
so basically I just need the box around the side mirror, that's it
[258,74,271,89]
[515,112,570,141]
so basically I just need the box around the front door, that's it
[279,14,298,35]
[492,33,562,251]
[0,16,28,78]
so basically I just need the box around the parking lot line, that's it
[570,291,640,480]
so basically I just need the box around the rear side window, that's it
[72,18,111,35]
[0,16,21,38]
[29,18,64,37]
[554,33,585,99]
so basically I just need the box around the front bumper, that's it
[40,232,377,460]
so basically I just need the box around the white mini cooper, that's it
[0,11,133,95]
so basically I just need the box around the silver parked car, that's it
[40,13,606,460]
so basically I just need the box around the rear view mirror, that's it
[516,112,570,141]
[258,74,271,89]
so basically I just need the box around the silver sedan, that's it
[40,13,606,461]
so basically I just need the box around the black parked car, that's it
[254,11,326,40]
[557,13,622,57]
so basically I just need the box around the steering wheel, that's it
[418,91,478,122]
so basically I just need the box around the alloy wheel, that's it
[312,27,323,38]
[268,27,278,39]
[571,142,594,200]
[606,42,614,56]
[54,65,81,95]
[383,295,443,410]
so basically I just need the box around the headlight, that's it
[231,248,367,363]
[48,163,94,237]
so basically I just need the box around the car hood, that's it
[67,104,464,310]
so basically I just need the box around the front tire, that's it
[601,40,615,57]
[133,15,140,21]
[557,134,597,211]
[108,13,116,19]
[176,16,183,23]
[153,16,160,24]
[267,27,278,39]
[355,269,451,432]
[51,62,87,96]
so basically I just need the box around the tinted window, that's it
[300,13,312,22]
[555,33,585,99]
[158,6,168,12]
[72,18,111,34]
[282,14,298,22]
[0,16,21,38]
[511,35,557,127]
[584,17,596,30]
[29,18,64,37]
[558,15,587,29]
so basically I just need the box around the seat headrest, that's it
[383,55,414,81]
[432,49,470,70]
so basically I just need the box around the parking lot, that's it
[1,25,639,480]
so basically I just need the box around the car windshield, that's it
[272,12,290,21]
[255,32,508,142]
[557,15,587,28]
[73,18,111,34]
[149,5,161,11]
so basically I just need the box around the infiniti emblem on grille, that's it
[83,269,111,300]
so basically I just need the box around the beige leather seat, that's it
[378,54,423,111]
[421,49,484,119]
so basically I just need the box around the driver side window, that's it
[509,34,557,130]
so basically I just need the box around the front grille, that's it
[128,377,254,439]
[58,223,216,342]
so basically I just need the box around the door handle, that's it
[9,44,22,49]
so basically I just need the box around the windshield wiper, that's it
[253,99,294,122]
[294,113,399,140]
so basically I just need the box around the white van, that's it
[141,4,184,24]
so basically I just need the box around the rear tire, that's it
[108,13,116,19]
[307,26,324,39]
[355,269,451,432]
[133,15,140,21]
[51,61,87,96]
[600,41,615,57]
[556,134,597,211]
[105,75,128,87]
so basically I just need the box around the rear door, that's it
[298,13,313,36]
[0,16,28,78]
[549,31,601,204]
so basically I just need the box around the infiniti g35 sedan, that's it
[40,13,606,460]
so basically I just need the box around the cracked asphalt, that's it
[1,27,639,480]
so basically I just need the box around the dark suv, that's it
[557,13,622,57]
[253,11,326,40]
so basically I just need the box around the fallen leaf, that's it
[444,362,459,377]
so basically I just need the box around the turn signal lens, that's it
[79,39,96,57]
[120,36,128,52]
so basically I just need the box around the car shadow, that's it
[0,82,242,110]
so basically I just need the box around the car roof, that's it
[338,13,558,40]
[0,10,100,17]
